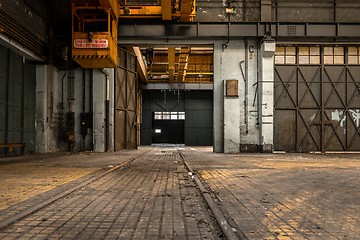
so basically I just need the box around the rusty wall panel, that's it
[275,46,360,152]
[274,65,297,109]
[196,0,260,22]
[347,67,360,109]
[297,66,321,109]
[323,109,346,151]
[346,110,360,151]
[323,66,347,109]
[115,110,126,150]
[274,110,296,151]
[296,109,321,152]
[115,48,138,151]
[274,0,360,22]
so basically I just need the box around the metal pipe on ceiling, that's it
[0,33,44,61]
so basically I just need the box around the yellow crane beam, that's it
[161,0,172,20]
[168,47,176,82]
[179,0,195,22]
[119,0,196,21]
[99,0,120,18]
[133,47,148,83]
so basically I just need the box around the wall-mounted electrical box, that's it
[226,79,239,97]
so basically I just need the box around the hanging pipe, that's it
[240,60,249,134]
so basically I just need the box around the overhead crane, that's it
[71,0,196,70]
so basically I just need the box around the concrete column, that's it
[92,69,106,152]
[108,68,115,151]
[35,65,47,153]
[241,40,261,151]
[213,42,224,153]
[35,65,58,153]
[222,41,245,153]
[259,38,275,152]
[73,70,83,151]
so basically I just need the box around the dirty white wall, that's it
[35,65,115,153]
[213,39,264,153]
[258,39,275,152]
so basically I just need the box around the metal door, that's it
[115,48,138,150]
[274,46,360,152]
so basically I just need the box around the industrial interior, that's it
[1,1,360,239]
[1,0,360,156]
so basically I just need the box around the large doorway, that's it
[274,45,360,152]
[138,45,214,146]
[152,112,185,144]
[141,90,213,146]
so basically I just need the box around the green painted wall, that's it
[0,45,36,156]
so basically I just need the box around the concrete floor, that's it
[0,147,360,239]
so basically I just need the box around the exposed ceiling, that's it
[140,46,213,84]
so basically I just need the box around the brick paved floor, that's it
[181,147,360,240]
[2,147,360,240]
[0,147,220,240]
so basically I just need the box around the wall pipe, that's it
[240,60,248,134]
[82,69,86,113]
[0,33,44,61]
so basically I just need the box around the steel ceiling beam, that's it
[118,22,360,40]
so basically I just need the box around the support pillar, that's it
[35,65,58,153]
[92,69,106,152]
[223,41,245,153]
[259,38,275,152]
[213,42,224,153]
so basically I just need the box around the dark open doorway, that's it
[152,111,185,144]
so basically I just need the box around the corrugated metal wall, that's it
[0,45,36,156]
[141,90,213,146]
[274,46,360,152]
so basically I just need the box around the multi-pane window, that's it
[275,46,347,65]
[154,112,185,120]
[299,46,320,64]
[348,47,360,64]
[275,46,296,64]
[324,46,344,64]
[275,46,320,64]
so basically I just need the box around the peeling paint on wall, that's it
[331,110,346,128]
[349,109,360,128]
[331,109,360,128]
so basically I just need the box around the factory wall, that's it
[213,39,266,153]
[196,0,360,22]
[35,66,115,153]
[0,45,36,156]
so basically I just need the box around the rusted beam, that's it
[180,0,195,22]
[168,47,175,82]
[99,0,120,18]
[161,0,172,21]
[133,47,148,83]
[119,6,162,18]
